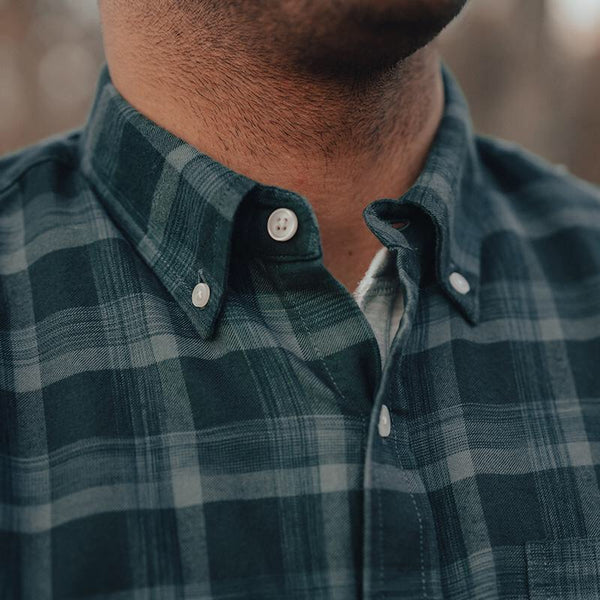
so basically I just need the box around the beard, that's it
[146,0,467,84]
[195,0,467,83]
[271,0,468,82]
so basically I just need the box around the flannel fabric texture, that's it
[1,63,600,600]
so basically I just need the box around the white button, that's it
[192,282,210,308]
[267,208,298,242]
[378,404,391,438]
[449,271,470,295]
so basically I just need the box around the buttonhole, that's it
[391,219,410,231]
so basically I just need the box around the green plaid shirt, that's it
[1,63,600,600]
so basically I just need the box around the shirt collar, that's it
[363,64,485,324]
[80,65,259,340]
[80,63,484,340]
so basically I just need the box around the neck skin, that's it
[100,6,444,293]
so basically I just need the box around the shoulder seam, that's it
[475,133,599,189]
[0,155,76,197]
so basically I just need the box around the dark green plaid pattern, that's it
[1,63,600,600]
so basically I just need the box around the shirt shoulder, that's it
[475,134,600,289]
[475,134,600,210]
[0,130,83,206]
[0,131,119,297]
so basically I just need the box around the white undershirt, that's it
[352,246,405,368]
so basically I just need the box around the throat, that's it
[321,229,386,294]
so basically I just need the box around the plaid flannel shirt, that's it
[1,63,600,600]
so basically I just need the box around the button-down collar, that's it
[362,70,485,324]
[80,63,484,340]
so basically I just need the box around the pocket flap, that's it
[526,538,600,599]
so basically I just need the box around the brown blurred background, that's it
[1,0,599,185]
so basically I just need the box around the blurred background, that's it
[1,0,599,184]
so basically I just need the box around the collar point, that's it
[189,305,222,341]
[173,274,226,341]
[441,278,481,325]
[456,291,480,326]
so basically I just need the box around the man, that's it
[1,1,599,598]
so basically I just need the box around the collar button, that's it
[267,208,298,242]
[192,282,211,308]
[449,271,470,295]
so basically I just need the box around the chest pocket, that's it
[526,538,600,599]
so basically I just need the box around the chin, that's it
[280,0,467,82]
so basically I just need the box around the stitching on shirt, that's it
[393,431,427,600]
[0,155,76,197]
[377,462,385,598]
[83,162,218,302]
[269,263,350,407]
[227,297,273,429]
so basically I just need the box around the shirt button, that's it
[449,271,470,295]
[378,404,391,438]
[267,208,298,242]
[192,282,211,308]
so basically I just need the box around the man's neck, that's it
[101,7,444,292]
